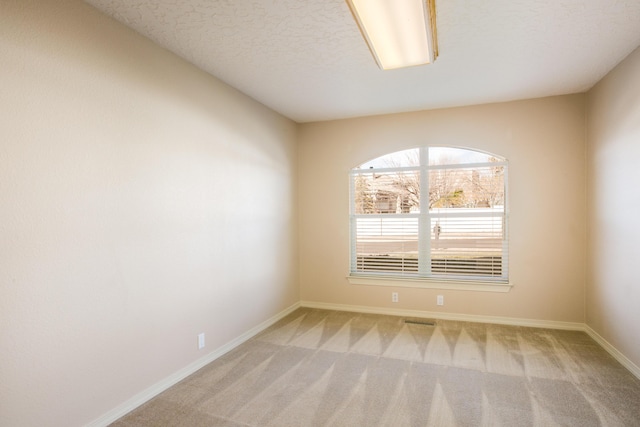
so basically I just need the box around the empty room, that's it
[2,0,640,426]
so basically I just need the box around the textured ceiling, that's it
[85,0,640,123]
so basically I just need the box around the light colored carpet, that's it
[111,308,640,426]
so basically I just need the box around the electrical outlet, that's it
[392,292,399,303]
[198,333,205,350]
[437,295,444,306]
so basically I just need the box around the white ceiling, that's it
[85,0,640,123]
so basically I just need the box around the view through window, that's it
[350,147,508,282]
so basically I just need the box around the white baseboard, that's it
[87,299,640,427]
[300,301,640,380]
[300,301,585,331]
[584,325,640,380]
[86,301,301,427]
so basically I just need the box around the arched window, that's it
[349,147,508,283]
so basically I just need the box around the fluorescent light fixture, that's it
[347,0,438,70]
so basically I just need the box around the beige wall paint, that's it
[0,1,298,426]
[299,96,586,322]
[586,46,640,368]
[5,0,638,423]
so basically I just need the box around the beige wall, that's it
[3,0,637,424]
[586,46,640,368]
[299,95,587,322]
[0,1,298,426]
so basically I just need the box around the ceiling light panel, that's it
[348,0,437,70]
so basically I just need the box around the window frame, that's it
[348,146,511,292]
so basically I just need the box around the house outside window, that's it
[349,146,508,285]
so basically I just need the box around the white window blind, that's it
[350,147,508,282]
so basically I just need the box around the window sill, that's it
[347,275,513,292]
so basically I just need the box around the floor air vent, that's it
[404,319,436,326]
